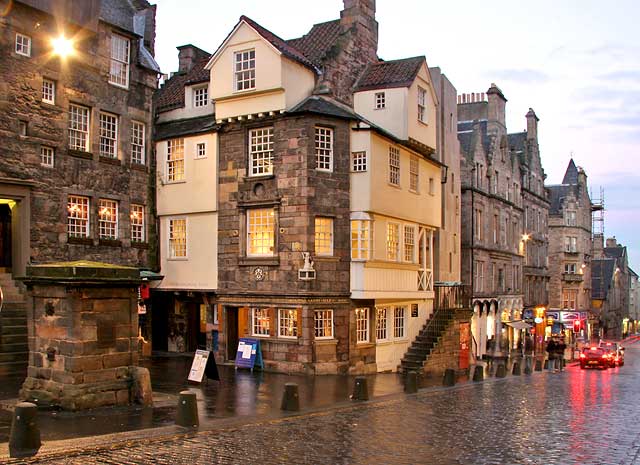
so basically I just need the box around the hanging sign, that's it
[234,338,264,371]
[188,349,220,382]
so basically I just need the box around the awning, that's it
[506,321,532,330]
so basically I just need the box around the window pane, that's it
[278,309,298,338]
[247,208,274,256]
[389,147,400,185]
[167,138,185,181]
[67,195,89,237]
[314,310,333,338]
[69,104,90,152]
[169,219,187,258]
[235,49,256,91]
[315,127,333,171]
[249,127,273,175]
[130,204,145,242]
[356,308,369,343]
[376,307,387,340]
[99,113,118,158]
[252,308,270,336]
[131,122,145,164]
[98,199,118,239]
[386,223,399,261]
[315,217,333,256]
[110,34,130,87]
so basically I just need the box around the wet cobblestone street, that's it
[4,345,640,465]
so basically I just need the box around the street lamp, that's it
[51,35,74,58]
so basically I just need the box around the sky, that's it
[153,0,640,269]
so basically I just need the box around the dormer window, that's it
[375,92,385,109]
[234,49,255,91]
[417,86,427,123]
[109,34,130,88]
[193,86,208,107]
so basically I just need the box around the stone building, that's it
[547,160,594,337]
[458,85,525,359]
[0,0,159,375]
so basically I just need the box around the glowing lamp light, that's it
[99,207,111,217]
[521,233,530,241]
[68,203,80,213]
[52,35,74,58]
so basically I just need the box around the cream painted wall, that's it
[350,130,373,212]
[157,83,213,123]
[407,64,437,150]
[156,132,218,216]
[375,300,434,372]
[353,87,408,140]
[158,212,218,290]
[282,58,316,110]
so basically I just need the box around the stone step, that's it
[0,351,28,363]
[0,302,26,312]
[0,360,28,377]
[400,360,423,370]
[1,325,27,336]
[0,316,27,326]
[1,333,28,345]
[0,341,28,353]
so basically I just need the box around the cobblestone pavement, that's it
[5,344,640,465]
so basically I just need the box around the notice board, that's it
[188,349,220,382]
[234,338,264,371]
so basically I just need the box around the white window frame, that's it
[15,33,31,57]
[375,92,385,109]
[234,49,256,92]
[247,208,275,257]
[386,222,400,261]
[278,308,298,339]
[351,219,371,260]
[249,127,274,176]
[315,127,333,172]
[193,85,208,108]
[417,86,427,123]
[562,289,577,309]
[352,151,367,172]
[564,263,577,274]
[393,306,406,339]
[565,211,577,227]
[389,146,400,186]
[376,307,388,341]
[315,217,333,257]
[314,309,334,340]
[42,79,55,104]
[565,236,577,253]
[252,308,270,337]
[356,308,370,344]
[409,157,419,192]
[167,138,185,182]
[131,121,146,165]
[68,104,90,152]
[404,225,416,263]
[67,195,89,238]
[195,142,207,159]
[99,112,118,159]
[98,199,118,240]
[109,33,130,88]
[40,146,54,168]
[130,204,145,243]
[168,217,187,259]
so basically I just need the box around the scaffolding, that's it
[591,187,605,237]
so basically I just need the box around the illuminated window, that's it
[169,218,187,258]
[130,204,145,242]
[67,195,89,237]
[69,104,90,152]
[247,208,275,256]
[417,86,427,122]
[386,223,400,261]
[234,49,255,91]
[562,289,577,309]
[252,308,270,337]
[249,127,273,176]
[278,308,298,338]
[15,33,31,57]
[131,121,145,165]
[375,92,385,109]
[315,127,333,171]
[40,146,54,168]
[410,157,419,192]
[404,225,415,262]
[99,112,118,158]
[109,34,130,87]
[376,307,388,341]
[98,199,118,239]
[193,86,208,107]
[42,79,55,104]
[351,220,370,260]
[389,146,400,185]
[352,151,367,172]
[356,308,369,343]
[167,138,185,182]
[315,217,333,256]
[394,306,406,338]
[314,310,333,339]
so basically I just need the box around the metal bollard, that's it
[535,359,543,371]
[9,402,41,458]
[495,364,507,378]
[443,368,456,386]
[543,359,550,370]
[281,383,300,411]
[352,376,369,401]
[404,371,418,394]
[512,362,521,376]
[176,390,199,428]
[472,365,484,382]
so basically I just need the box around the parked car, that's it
[598,341,625,367]
[579,347,610,369]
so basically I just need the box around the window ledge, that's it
[239,257,279,267]
[68,236,93,245]
[314,338,337,345]
[99,238,122,247]
[132,241,149,249]
[375,340,392,346]
[244,174,275,182]
[387,183,401,189]
[68,150,93,160]
[315,256,339,262]
[355,342,375,348]
[99,156,121,166]
[131,163,148,172]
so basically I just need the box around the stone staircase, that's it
[0,271,28,377]
[400,308,456,374]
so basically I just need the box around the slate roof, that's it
[155,115,218,141]
[354,57,425,92]
[592,259,615,300]
[547,184,576,215]
[508,132,527,153]
[562,159,579,184]
[286,20,342,68]
[604,246,625,259]
[457,120,491,161]
[289,95,359,120]
[155,55,211,113]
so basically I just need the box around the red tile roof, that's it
[155,56,211,113]
[354,56,425,92]
[286,19,342,68]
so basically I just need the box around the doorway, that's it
[226,306,238,360]
[0,204,12,269]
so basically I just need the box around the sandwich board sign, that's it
[234,338,264,371]
[188,349,220,383]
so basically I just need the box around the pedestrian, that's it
[555,337,567,372]
[486,336,495,353]
[546,338,557,371]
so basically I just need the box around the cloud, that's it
[599,69,640,81]
[484,69,549,84]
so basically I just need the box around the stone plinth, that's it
[18,261,152,410]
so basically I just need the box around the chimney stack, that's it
[340,0,378,61]
[177,44,209,74]
[593,234,604,258]
[526,108,539,141]
[486,83,507,133]
[606,236,618,248]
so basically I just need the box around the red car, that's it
[579,347,610,369]
[599,341,625,367]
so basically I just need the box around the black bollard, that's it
[9,402,41,458]
[535,359,543,371]
[543,359,549,370]
[404,371,418,394]
[512,362,521,376]
[281,383,300,411]
[472,365,484,382]
[443,368,455,386]
[352,376,369,401]
[176,391,199,428]
[495,363,507,378]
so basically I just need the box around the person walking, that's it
[555,337,567,372]
[546,338,557,371]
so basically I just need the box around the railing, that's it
[434,284,471,310]
[562,272,583,282]
[418,269,433,291]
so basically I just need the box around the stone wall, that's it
[422,312,471,379]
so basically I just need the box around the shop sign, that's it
[534,317,544,324]
[560,311,580,324]
[459,323,470,370]
[188,349,220,382]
